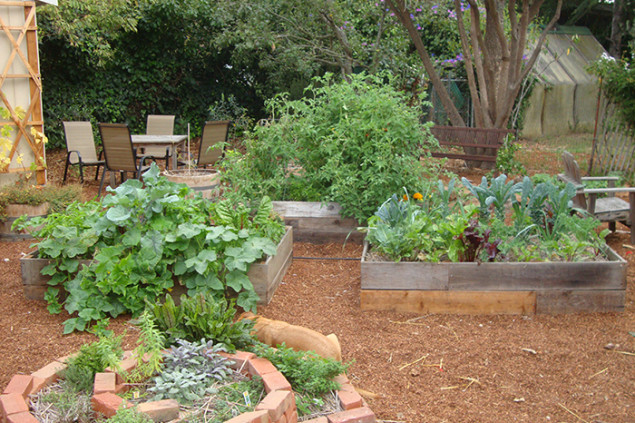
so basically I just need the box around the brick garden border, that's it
[1,349,375,423]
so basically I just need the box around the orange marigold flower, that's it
[403,194,408,201]
[413,192,423,201]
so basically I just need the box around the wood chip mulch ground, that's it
[0,147,633,423]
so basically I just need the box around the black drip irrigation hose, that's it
[292,256,361,261]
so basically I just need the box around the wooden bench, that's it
[558,151,635,244]
[428,126,516,168]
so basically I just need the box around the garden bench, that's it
[429,126,516,168]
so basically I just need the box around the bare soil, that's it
[1,141,634,423]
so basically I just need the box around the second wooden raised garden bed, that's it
[360,243,627,314]
[272,201,362,243]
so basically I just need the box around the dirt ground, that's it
[1,141,634,423]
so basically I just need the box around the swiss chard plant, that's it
[15,164,286,333]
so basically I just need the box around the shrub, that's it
[220,72,439,222]
[588,55,635,128]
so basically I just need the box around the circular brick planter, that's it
[1,349,376,423]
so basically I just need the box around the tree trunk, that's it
[386,0,466,127]
[609,0,624,58]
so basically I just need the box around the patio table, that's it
[131,134,187,169]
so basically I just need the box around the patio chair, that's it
[62,121,105,183]
[97,123,153,196]
[143,114,175,168]
[558,150,635,243]
[197,120,230,168]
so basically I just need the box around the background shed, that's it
[521,26,607,139]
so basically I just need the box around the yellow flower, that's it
[16,154,23,164]
[30,127,37,136]
[413,192,423,201]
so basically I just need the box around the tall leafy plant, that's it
[221,72,439,222]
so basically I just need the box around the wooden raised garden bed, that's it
[20,227,293,305]
[360,243,627,314]
[272,201,362,243]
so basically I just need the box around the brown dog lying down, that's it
[239,312,342,362]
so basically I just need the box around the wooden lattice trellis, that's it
[589,98,635,178]
[0,1,45,184]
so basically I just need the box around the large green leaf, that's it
[106,205,132,224]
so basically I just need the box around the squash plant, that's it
[16,164,285,333]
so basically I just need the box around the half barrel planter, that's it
[272,201,363,243]
[0,202,49,241]
[360,243,627,314]
[20,226,293,305]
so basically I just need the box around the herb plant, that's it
[31,383,93,423]
[248,342,349,398]
[206,377,265,422]
[15,164,285,333]
[145,293,255,351]
[61,334,124,393]
[220,72,439,222]
[105,407,153,423]
[148,339,233,404]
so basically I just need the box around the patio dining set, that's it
[61,116,231,195]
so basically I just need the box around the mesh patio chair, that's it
[144,114,175,168]
[197,120,230,168]
[97,123,153,196]
[62,121,105,183]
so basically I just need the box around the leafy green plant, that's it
[462,175,522,220]
[220,72,439,222]
[104,406,153,423]
[366,174,611,263]
[494,135,526,176]
[146,293,255,350]
[61,334,124,393]
[248,342,349,397]
[14,164,285,332]
[148,339,233,404]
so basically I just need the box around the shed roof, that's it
[531,26,607,85]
